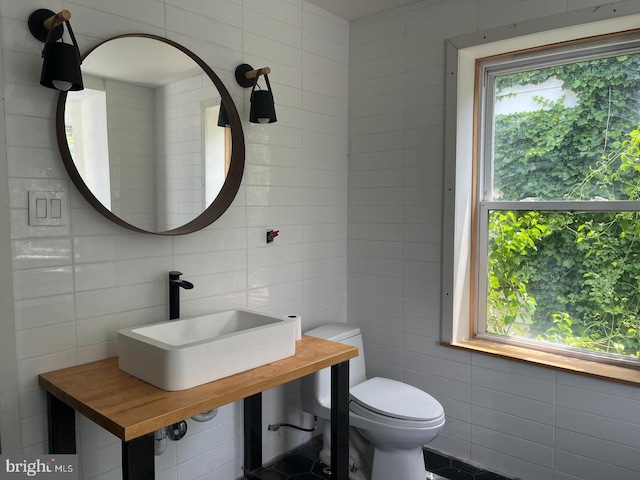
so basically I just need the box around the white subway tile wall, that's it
[348,1,640,480]
[105,79,156,230]
[4,1,640,480]
[2,0,347,478]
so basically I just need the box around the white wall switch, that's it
[50,198,62,218]
[35,198,47,218]
[29,191,68,226]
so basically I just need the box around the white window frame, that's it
[442,9,640,384]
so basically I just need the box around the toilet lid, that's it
[349,377,444,422]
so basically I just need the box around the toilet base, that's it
[319,422,372,480]
[370,446,426,480]
[318,422,428,480]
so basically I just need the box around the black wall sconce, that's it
[235,64,277,124]
[217,102,230,128]
[28,9,83,91]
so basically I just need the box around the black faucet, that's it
[169,271,194,320]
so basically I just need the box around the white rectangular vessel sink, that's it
[118,309,297,391]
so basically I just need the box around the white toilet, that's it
[301,323,445,480]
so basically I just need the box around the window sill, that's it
[443,338,640,387]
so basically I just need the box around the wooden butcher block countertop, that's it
[39,335,357,441]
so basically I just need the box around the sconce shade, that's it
[217,102,230,127]
[235,63,277,124]
[250,90,277,124]
[40,41,83,91]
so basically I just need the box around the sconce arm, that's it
[43,10,71,31]
[235,63,272,88]
[243,67,271,79]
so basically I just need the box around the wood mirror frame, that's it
[55,33,245,235]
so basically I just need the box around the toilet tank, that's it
[300,323,367,419]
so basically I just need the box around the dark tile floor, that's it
[242,437,515,480]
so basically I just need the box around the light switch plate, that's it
[28,191,68,226]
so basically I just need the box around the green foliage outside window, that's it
[65,126,75,158]
[487,52,640,359]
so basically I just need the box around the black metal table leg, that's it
[46,392,76,454]
[244,392,263,472]
[331,360,350,480]
[122,433,154,480]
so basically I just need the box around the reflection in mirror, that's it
[202,99,231,205]
[59,34,243,235]
[65,88,111,207]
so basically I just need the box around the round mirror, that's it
[56,34,244,235]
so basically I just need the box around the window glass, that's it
[488,51,640,202]
[479,40,640,363]
[486,209,640,360]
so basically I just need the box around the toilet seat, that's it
[349,377,445,428]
